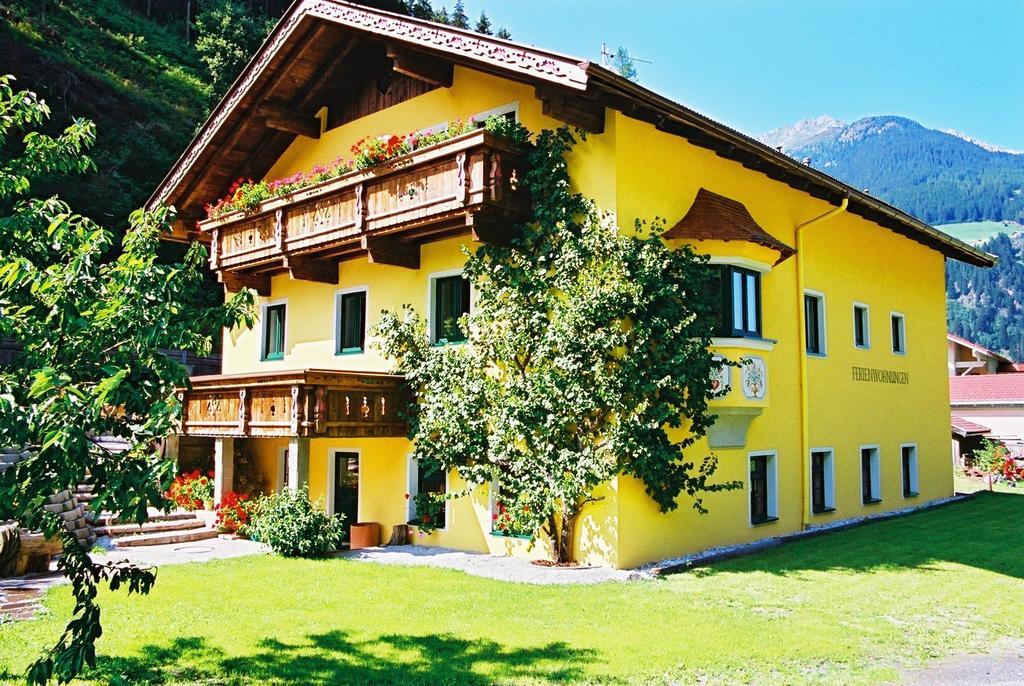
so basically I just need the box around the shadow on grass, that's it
[93,631,598,685]
[691,492,1024,580]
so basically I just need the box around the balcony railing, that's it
[197,129,528,291]
[178,369,409,439]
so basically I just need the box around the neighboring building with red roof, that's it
[947,333,1018,376]
[948,349,1024,462]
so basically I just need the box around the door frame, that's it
[326,447,361,517]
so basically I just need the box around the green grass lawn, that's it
[937,220,1023,243]
[2,492,1023,685]
[955,472,1024,495]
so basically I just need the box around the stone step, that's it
[92,510,199,527]
[114,528,219,548]
[95,518,206,538]
[76,484,95,493]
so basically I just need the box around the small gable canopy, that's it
[665,188,796,264]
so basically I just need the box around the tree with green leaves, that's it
[376,121,737,564]
[474,10,492,35]
[449,0,469,28]
[0,75,255,684]
[613,46,639,81]
[194,0,275,106]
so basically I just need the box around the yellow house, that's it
[150,0,994,569]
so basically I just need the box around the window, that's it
[714,265,762,338]
[749,452,778,524]
[853,303,870,348]
[407,457,447,528]
[901,444,919,497]
[810,449,835,514]
[472,102,518,128]
[431,273,471,344]
[261,303,286,361]
[861,446,881,504]
[336,289,367,354]
[804,292,826,355]
[891,312,906,354]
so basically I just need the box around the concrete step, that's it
[114,528,219,548]
[95,518,206,538]
[75,484,94,494]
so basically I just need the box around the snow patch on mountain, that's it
[759,115,844,152]
[942,129,1022,155]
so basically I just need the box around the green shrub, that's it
[242,487,345,557]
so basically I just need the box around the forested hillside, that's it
[0,0,505,225]
[1,0,211,223]
[762,116,1024,225]
[947,232,1024,361]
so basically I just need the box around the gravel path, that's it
[904,640,1024,684]
[341,545,649,584]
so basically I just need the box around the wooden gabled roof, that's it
[665,188,795,264]
[148,0,995,268]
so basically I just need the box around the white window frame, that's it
[803,289,827,357]
[334,285,369,356]
[901,443,919,497]
[427,268,471,345]
[747,450,778,526]
[890,311,907,355]
[852,302,871,349]
[406,454,450,531]
[259,298,288,362]
[326,447,361,517]
[809,447,836,514]
[860,444,882,504]
[471,101,520,126]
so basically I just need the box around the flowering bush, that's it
[167,470,215,511]
[241,487,345,557]
[203,115,518,219]
[215,491,250,533]
[409,491,447,534]
[492,492,535,537]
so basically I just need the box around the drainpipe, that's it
[795,197,848,527]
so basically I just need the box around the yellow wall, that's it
[218,64,957,569]
[611,112,953,568]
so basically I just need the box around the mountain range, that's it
[760,115,1024,226]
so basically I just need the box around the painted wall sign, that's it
[851,366,910,385]
[710,357,731,397]
[741,357,767,400]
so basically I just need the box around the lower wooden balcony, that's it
[199,129,527,294]
[178,369,408,439]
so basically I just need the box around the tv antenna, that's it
[600,43,654,68]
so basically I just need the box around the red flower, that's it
[422,514,431,523]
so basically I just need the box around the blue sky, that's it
[477,0,1024,149]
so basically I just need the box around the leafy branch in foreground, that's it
[0,74,256,684]
[376,120,738,563]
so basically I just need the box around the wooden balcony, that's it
[198,129,528,293]
[178,369,409,439]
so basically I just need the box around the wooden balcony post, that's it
[210,229,220,270]
[290,384,305,435]
[456,152,470,205]
[238,388,250,434]
[354,183,366,231]
[274,209,284,251]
